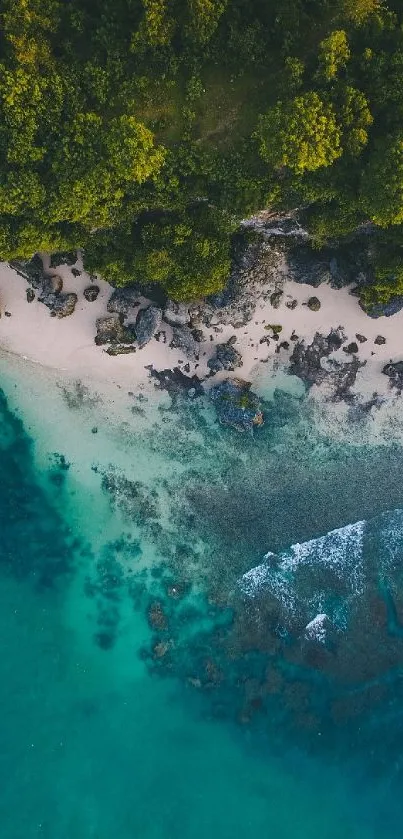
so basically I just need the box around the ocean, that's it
[1,352,403,839]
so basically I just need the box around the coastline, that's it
[0,251,402,411]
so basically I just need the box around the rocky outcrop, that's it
[163,300,190,326]
[289,329,365,400]
[135,305,162,348]
[210,378,264,432]
[95,314,136,346]
[84,285,100,302]
[38,276,77,318]
[289,329,345,387]
[360,295,403,319]
[382,361,403,392]
[170,325,200,360]
[10,255,47,289]
[147,366,204,398]
[107,285,141,316]
[50,251,77,268]
[207,339,243,374]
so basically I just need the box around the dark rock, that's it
[374,335,386,345]
[72,268,81,277]
[285,299,298,310]
[279,341,290,351]
[207,340,243,374]
[4,311,11,317]
[135,305,162,348]
[170,325,200,360]
[382,361,403,391]
[147,366,204,399]
[105,344,137,356]
[163,300,190,326]
[147,601,168,631]
[210,378,264,432]
[288,244,332,287]
[343,342,359,355]
[264,323,282,336]
[95,314,136,346]
[289,328,345,387]
[50,251,77,268]
[39,287,77,318]
[191,328,205,343]
[356,334,367,343]
[84,285,100,302]
[360,295,403,318]
[26,288,35,303]
[307,296,321,312]
[270,290,283,309]
[10,255,46,289]
[290,329,366,400]
[107,285,142,316]
[48,275,63,294]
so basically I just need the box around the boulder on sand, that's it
[135,305,162,348]
[207,340,243,374]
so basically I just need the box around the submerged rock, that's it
[95,314,136,346]
[147,366,204,398]
[107,285,141,316]
[135,305,162,348]
[210,378,264,432]
[207,340,243,374]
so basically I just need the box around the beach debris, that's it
[210,378,264,432]
[207,339,243,374]
[84,285,100,302]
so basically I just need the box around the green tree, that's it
[317,30,350,81]
[360,135,403,226]
[256,93,342,174]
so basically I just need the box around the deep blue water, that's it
[1,370,403,838]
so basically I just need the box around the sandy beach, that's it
[0,254,402,407]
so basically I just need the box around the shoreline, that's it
[0,251,402,411]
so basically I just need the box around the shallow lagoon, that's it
[1,354,403,838]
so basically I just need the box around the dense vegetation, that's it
[2,0,403,301]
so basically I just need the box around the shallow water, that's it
[1,353,403,838]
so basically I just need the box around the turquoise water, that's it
[1,359,403,838]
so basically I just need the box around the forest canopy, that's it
[1,0,403,300]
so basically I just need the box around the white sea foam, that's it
[304,614,329,644]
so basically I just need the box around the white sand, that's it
[0,256,402,402]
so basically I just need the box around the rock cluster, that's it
[382,361,403,392]
[207,338,243,374]
[95,314,136,347]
